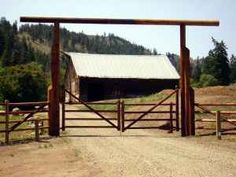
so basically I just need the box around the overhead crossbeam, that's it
[21,17,219,26]
[20,16,219,137]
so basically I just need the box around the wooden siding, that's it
[64,59,80,102]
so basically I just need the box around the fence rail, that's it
[63,89,179,133]
[63,100,120,130]
[195,103,236,139]
[121,89,179,132]
[0,100,49,144]
[63,101,178,132]
[121,102,177,132]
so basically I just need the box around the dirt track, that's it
[1,111,236,177]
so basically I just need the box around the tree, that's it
[166,52,179,72]
[153,48,158,55]
[0,63,47,102]
[191,57,202,81]
[0,28,5,57]
[202,38,230,85]
[230,55,236,83]
[198,74,218,87]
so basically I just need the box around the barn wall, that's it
[64,59,80,102]
[79,77,179,101]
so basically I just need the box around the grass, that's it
[124,92,167,104]
[38,143,53,149]
[74,91,169,111]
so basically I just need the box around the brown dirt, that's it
[1,110,236,177]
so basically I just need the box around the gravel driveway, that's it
[63,111,236,177]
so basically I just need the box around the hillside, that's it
[0,17,157,67]
[19,23,153,55]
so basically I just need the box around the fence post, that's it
[62,100,65,131]
[175,88,179,131]
[121,100,125,132]
[5,100,9,144]
[35,119,40,142]
[169,102,173,133]
[216,110,221,140]
[117,99,121,131]
[40,120,44,135]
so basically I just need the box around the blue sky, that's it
[1,0,236,58]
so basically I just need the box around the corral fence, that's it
[195,103,236,139]
[2,89,235,144]
[0,100,49,144]
[62,89,179,133]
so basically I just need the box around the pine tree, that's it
[191,58,202,81]
[203,38,230,85]
[230,55,236,83]
[0,28,7,64]
[153,48,158,55]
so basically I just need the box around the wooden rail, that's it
[20,17,219,26]
[123,89,178,131]
[65,102,117,105]
[0,100,49,144]
[64,89,118,129]
[195,103,236,139]
[63,90,179,133]
[121,102,177,132]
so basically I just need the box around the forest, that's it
[0,17,236,102]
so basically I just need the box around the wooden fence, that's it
[120,102,178,132]
[2,94,236,143]
[62,89,179,133]
[62,101,178,132]
[195,103,236,139]
[0,100,49,144]
[62,101,120,130]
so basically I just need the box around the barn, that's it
[64,52,179,102]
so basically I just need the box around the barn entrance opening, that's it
[87,82,104,101]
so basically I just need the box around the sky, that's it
[1,0,236,58]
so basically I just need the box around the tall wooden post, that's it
[49,22,60,136]
[175,88,179,131]
[216,111,221,140]
[5,100,9,144]
[180,25,187,136]
[180,25,195,136]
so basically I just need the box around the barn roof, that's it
[66,52,180,79]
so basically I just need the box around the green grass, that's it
[88,103,117,111]
[76,92,169,111]
[124,92,167,104]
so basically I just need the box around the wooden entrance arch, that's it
[20,17,219,136]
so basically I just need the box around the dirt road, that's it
[63,111,236,177]
[1,111,236,177]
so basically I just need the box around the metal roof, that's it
[66,52,180,79]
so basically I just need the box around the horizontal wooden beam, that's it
[20,17,219,26]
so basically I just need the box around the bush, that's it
[198,74,218,87]
[0,63,47,102]
[0,92,3,103]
